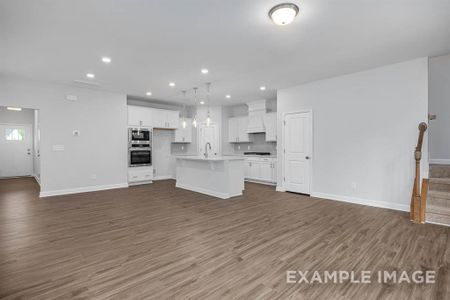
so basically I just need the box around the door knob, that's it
[305,156,310,160]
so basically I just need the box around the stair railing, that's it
[410,122,428,224]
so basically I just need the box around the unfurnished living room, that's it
[1,1,450,299]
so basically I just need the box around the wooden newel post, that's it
[410,122,427,223]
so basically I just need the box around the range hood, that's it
[246,100,266,133]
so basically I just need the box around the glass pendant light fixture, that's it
[192,87,198,128]
[181,90,187,129]
[205,82,212,126]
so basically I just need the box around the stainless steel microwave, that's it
[129,128,151,144]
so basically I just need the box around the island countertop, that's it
[175,155,245,162]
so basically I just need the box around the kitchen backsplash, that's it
[233,133,277,155]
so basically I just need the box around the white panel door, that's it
[0,124,33,177]
[283,111,312,194]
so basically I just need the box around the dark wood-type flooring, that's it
[0,178,449,299]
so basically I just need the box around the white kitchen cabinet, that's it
[127,106,179,129]
[128,167,153,185]
[166,110,180,129]
[263,112,277,142]
[259,161,273,182]
[228,117,239,143]
[128,105,153,127]
[244,157,276,184]
[173,118,192,143]
[238,117,251,142]
[228,116,251,143]
[152,109,180,129]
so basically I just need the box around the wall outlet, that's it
[351,182,357,191]
[181,145,184,150]
[247,145,251,150]
[91,174,97,180]
[238,145,241,150]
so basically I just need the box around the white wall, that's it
[0,76,128,196]
[0,106,34,124]
[429,54,450,163]
[152,129,175,179]
[277,58,429,211]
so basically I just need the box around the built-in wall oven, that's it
[128,128,152,167]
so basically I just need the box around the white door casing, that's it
[282,111,312,194]
[0,124,33,177]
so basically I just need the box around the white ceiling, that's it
[1,0,450,105]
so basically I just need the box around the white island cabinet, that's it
[175,156,245,199]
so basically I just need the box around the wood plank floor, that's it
[0,178,449,299]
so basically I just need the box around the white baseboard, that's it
[33,174,41,186]
[310,192,409,212]
[429,159,450,165]
[153,175,175,181]
[40,183,129,198]
[276,185,286,192]
[176,183,240,199]
[245,179,276,186]
[426,220,450,227]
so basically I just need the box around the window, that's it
[5,128,24,141]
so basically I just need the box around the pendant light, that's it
[205,82,212,126]
[181,90,187,129]
[192,87,198,128]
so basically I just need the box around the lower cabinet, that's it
[244,157,276,184]
[128,167,153,185]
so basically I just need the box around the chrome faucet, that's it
[204,142,212,158]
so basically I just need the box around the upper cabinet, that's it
[228,116,251,143]
[128,105,153,127]
[263,112,277,142]
[173,118,192,143]
[127,105,180,129]
[152,109,179,129]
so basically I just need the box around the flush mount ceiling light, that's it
[225,94,231,99]
[169,82,176,87]
[86,73,95,79]
[269,3,299,26]
[260,86,266,91]
[101,57,111,64]
[7,107,22,111]
[146,92,152,96]
[201,68,209,74]
[199,100,205,105]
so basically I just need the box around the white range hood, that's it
[246,100,267,133]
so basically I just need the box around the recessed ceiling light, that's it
[101,57,111,64]
[169,82,175,87]
[146,92,152,96]
[201,68,209,74]
[86,73,95,79]
[7,107,22,111]
[225,94,231,99]
[200,101,205,105]
[269,3,299,26]
[260,86,266,91]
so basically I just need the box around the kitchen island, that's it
[175,156,245,199]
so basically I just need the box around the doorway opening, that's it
[0,106,41,187]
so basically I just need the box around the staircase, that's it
[426,164,450,226]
